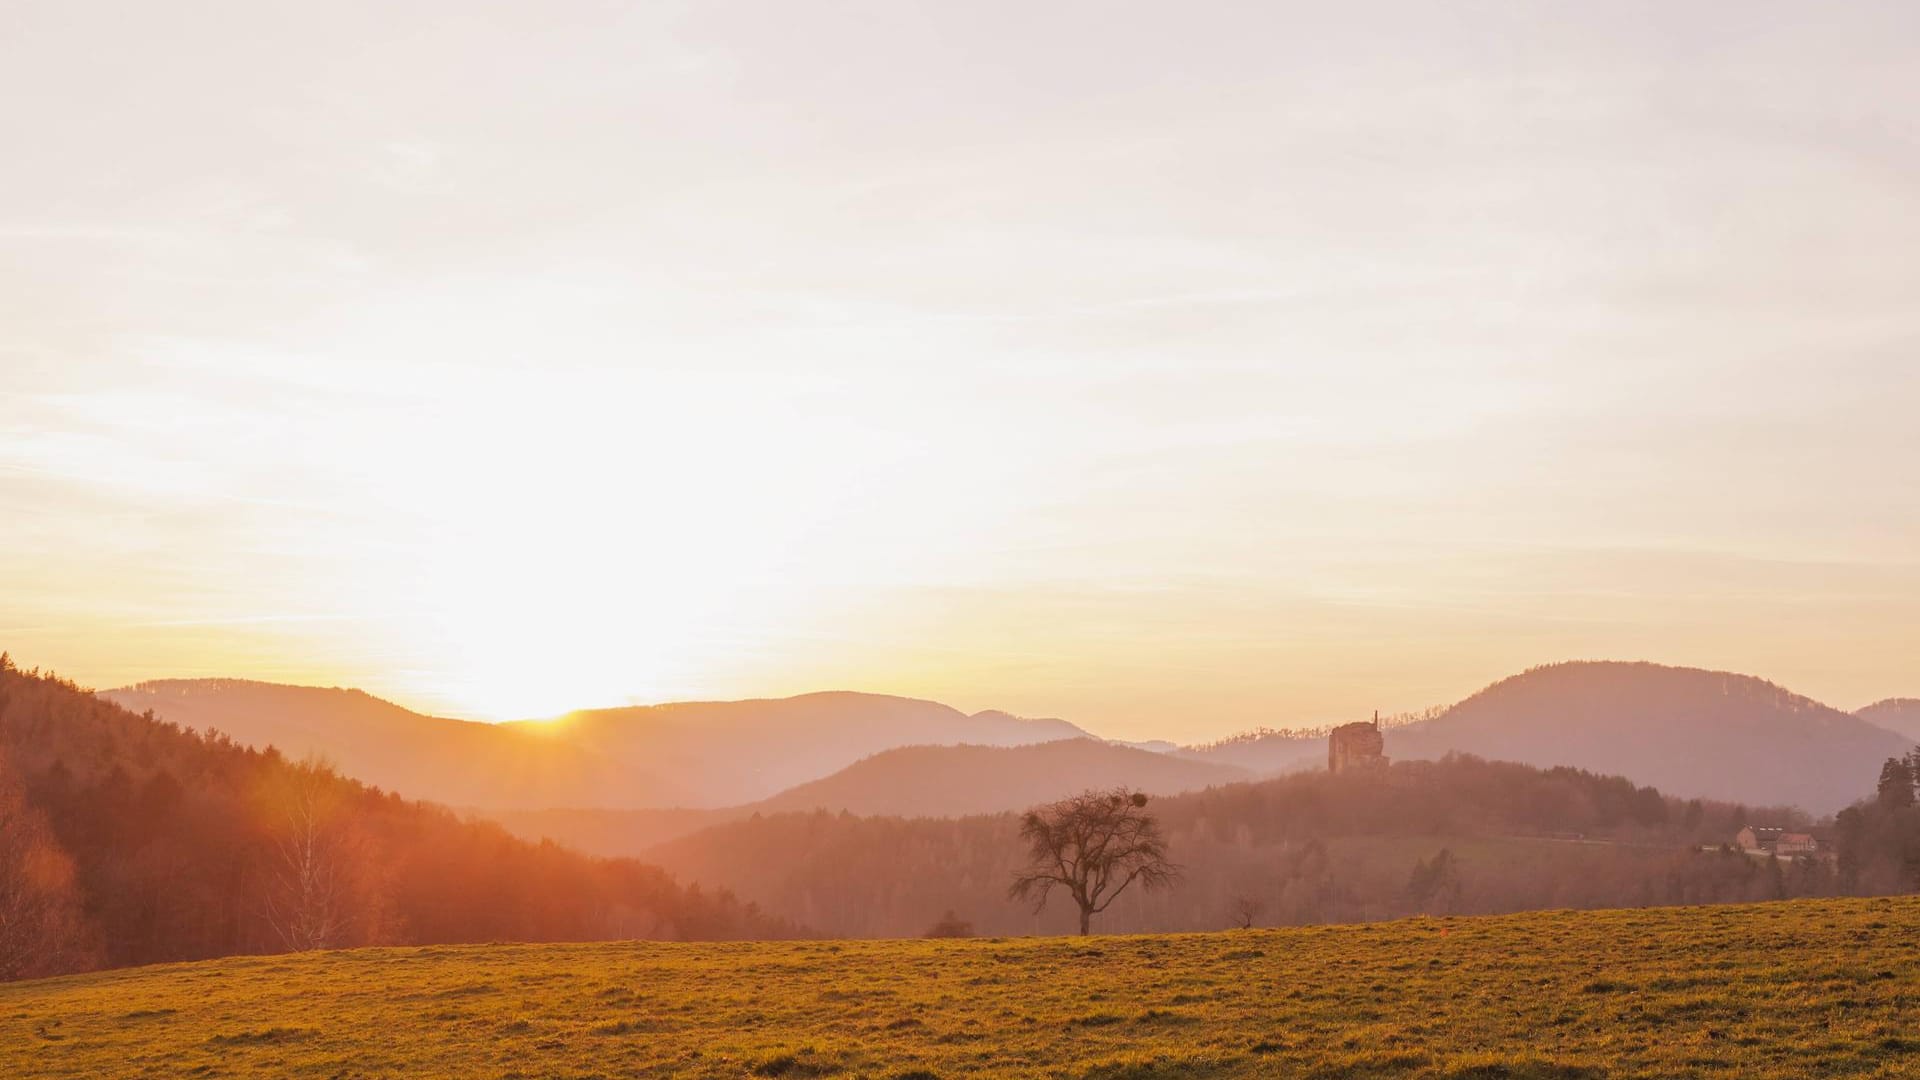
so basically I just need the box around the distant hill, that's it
[514,694,1092,806]
[99,682,1092,809]
[1173,708,1448,775]
[490,739,1248,855]
[102,661,1910,818]
[1175,728,1326,774]
[1386,661,1915,813]
[1116,738,1182,754]
[1174,664,1913,812]
[98,679,675,809]
[752,738,1247,818]
[1857,698,1920,743]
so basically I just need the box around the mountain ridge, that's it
[491,738,1250,855]
[1857,698,1920,743]
[1172,661,1914,813]
[103,660,1916,819]
[99,681,1097,810]
[1389,661,1912,812]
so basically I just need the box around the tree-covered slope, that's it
[0,657,796,982]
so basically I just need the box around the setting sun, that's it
[7,5,1918,736]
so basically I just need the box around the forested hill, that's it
[752,738,1246,816]
[645,754,1827,939]
[0,656,797,983]
[489,739,1248,856]
[1859,698,1920,742]
[1387,662,1914,813]
[1179,662,1913,813]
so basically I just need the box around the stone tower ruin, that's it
[1328,712,1388,774]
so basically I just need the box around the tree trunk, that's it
[1078,907,1091,935]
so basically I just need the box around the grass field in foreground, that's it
[5,896,1918,1079]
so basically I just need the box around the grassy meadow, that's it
[5,896,1918,1079]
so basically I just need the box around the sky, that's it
[3,1,1918,739]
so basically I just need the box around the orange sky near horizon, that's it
[4,2,1918,740]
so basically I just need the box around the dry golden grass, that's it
[6,896,1918,1078]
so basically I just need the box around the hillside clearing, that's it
[6,897,1919,1079]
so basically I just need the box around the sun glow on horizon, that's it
[4,2,1918,739]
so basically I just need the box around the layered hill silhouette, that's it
[1858,699,1920,743]
[97,679,674,808]
[514,696,1090,806]
[752,738,1245,817]
[1384,662,1914,813]
[1177,663,1913,814]
[491,739,1249,856]
[19,650,1910,963]
[104,661,1914,824]
[1176,728,1328,774]
[99,682,1090,809]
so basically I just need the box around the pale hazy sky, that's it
[4,2,1917,738]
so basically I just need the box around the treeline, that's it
[1833,752,1920,894]
[0,656,799,982]
[647,755,1828,938]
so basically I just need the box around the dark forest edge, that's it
[0,656,798,983]
[640,750,1920,939]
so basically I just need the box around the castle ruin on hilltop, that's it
[1328,712,1388,774]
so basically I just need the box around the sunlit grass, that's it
[6,896,1917,1078]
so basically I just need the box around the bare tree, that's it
[1406,848,1462,916]
[1228,893,1264,930]
[260,758,349,951]
[0,753,94,980]
[1009,788,1178,935]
